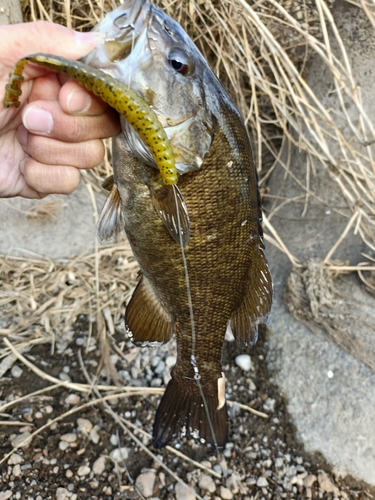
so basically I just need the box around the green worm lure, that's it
[3,53,178,186]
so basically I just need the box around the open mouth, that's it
[102,0,150,62]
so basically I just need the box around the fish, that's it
[4,0,273,449]
[86,0,273,449]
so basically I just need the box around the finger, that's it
[59,80,109,116]
[22,100,120,142]
[17,125,105,169]
[3,22,101,71]
[20,157,81,195]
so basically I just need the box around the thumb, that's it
[3,21,100,66]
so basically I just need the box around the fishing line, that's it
[173,185,220,456]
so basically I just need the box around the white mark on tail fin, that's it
[217,373,226,410]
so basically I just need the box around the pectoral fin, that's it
[97,178,124,244]
[125,273,174,346]
[231,242,273,345]
[150,184,190,248]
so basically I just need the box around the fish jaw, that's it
[82,0,215,174]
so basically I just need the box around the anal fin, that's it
[153,375,228,449]
[231,241,273,345]
[125,274,173,346]
[97,177,124,244]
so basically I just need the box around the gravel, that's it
[1,318,374,499]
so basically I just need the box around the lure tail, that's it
[152,375,228,449]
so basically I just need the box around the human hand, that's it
[0,21,120,198]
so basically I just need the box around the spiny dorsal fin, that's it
[231,241,273,345]
[150,184,190,248]
[125,274,174,346]
[97,180,123,244]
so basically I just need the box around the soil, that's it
[1,319,374,500]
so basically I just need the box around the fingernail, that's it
[67,89,92,114]
[23,106,53,134]
[17,125,28,146]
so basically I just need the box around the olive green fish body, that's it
[113,100,271,447]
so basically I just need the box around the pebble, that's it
[220,486,233,499]
[8,453,23,465]
[165,355,176,368]
[90,425,100,444]
[303,474,317,488]
[59,441,70,451]
[318,474,335,493]
[60,433,77,443]
[56,488,70,500]
[65,394,80,405]
[174,482,196,500]
[11,432,31,448]
[92,456,106,475]
[235,354,252,371]
[256,476,269,487]
[76,418,93,434]
[198,474,216,493]
[11,365,23,378]
[135,471,156,498]
[77,465,91,477]
[12,464,21,477]
[59,372,72,382]
[110,447,129,462]
[0,492,12,500]
[65,469,73,478]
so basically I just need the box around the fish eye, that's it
[168,50,190,76]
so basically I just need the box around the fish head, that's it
[84,0,218,173]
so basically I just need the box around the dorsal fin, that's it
[97,179,124,244]
[125,274,174,346]
[231,241,273,345]
[150,184,190,248]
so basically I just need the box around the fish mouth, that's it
[93,0,151,63]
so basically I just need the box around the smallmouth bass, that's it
[88,0,273,449]
[4,0,273,449]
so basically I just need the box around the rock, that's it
[256,477,268,488]
[135,471,156,498]
[65,394,80,406]
[12,464,21,477]
[8,453,23,465]
[303,475,317,488]
[234,354,252,371]
[55,488,70,500]
[11,365,23,378]
[90,425,101,444]
[92,456,106,475]
[10,432,31,448]
[0,493,12,500]
[77,465,91,477]
[76,418,93,434]
[0,183,100,259]
[220,486,233,499]
[198,474,216,493]
[174,482,196,500]
[265,0,375,486]
[60,433,77,443]
[110,447,129,462]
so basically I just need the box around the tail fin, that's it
[152,376,228,449]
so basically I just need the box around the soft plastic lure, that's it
[3,53,178,185]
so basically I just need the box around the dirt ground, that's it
[1,317,374,500]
